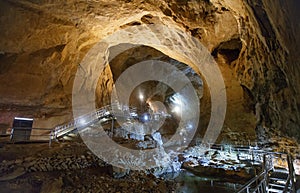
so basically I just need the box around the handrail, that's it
[236,152,296,193]
[286,154,296,192]
[236,170,266,193]
[48,104,297,193]
[236,153,273,193]
[12,127,53,130]
[283,175,291,192]
[50,103,170,140]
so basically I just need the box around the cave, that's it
[0,0,300,192]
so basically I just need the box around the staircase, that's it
[57,132,79,142]
[268,168,291,193]
[50,105,116,141]
[267,154,296,193]
[237,153,296,193]
[49,103,168,143]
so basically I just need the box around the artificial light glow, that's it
[14,117,33,121]
[79,119,86,125]
[140,113,150,123]
[172,106,181,114]
[139,93,144,101]
[130,112,138,118]
[143,114,149,121]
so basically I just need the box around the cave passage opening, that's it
[96,44,208,144]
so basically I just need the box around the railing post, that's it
[287,154,296,192]
[263,154,268,193]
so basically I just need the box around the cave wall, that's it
[235,0,300,139]
[0,0,299,141]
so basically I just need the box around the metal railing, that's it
[50,103,139,140]
[50,103,170,143]
[285,154,296,192]
[236,153,275,193]
[237,170,267,193]
[197,142,266,164]
[236,152,296,193]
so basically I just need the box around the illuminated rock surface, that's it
[0,0,300,192]
[0,0,299,140]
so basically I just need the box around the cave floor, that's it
[0,140,174,193]
[0,138,242,193]
[1,127,300,193]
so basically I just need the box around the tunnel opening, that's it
[0,0,299,192]
[95,44,209,146]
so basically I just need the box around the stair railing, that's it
[236,170,267,193]
[283,154,296,192]
[236,153,278,193]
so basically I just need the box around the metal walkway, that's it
[237,152,296,193]
[7,103,297,193]
[49,103,168,143]
[48,104,297,193]
[50,103,136,141]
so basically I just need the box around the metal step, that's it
[273,168,289,173]
[268,171,288,182]
[268,188,284,193]
[268,183,286,189]
[270,171,289,179]
[268,177,288,182]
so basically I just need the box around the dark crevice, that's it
[141,14,159,24]
[212,38,242,63]
[120,21,141,29]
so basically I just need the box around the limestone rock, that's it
[0,0,299,142]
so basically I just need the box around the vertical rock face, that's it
[233,0,300,139]
[0,0,299,140]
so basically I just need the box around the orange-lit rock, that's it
[0,0,299,142]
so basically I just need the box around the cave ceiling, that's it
[0,0,299,140]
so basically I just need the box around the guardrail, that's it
[236,152,295,193]
[194,143,296,193]
[286,154,296,192]
[51,103,139,140]
[236,154,274,193]
[50,103,172,143]
[6,105,297,193]
[237,170,267,193]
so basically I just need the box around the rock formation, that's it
[0,0,299,142]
